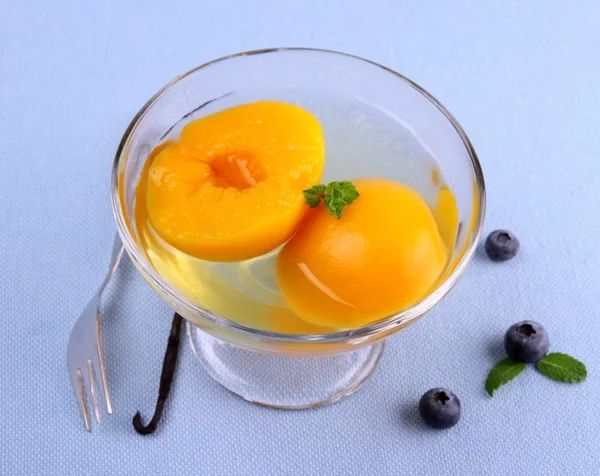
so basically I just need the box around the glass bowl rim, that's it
[111,47,486,344]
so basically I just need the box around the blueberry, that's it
[485,230,519,261]
[418,388,461,429]
[504,320,549,363]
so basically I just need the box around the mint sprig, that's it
[303,181,359,219]
[536,353,587,383]
[485,359,526,397]
[486,352,587,397]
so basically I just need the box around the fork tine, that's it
[96,315,113,414]
[86,360,101,424]
[76,368,91,432]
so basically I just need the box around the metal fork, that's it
[67,235,124,431]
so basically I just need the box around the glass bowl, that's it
[112,48,485,408]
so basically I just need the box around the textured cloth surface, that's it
[1,1,600,475]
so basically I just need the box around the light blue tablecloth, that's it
[2,1,599,474]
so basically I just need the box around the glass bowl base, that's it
[187,323,385,409]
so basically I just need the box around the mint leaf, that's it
[322,194,345,219]
[303,184,326,208]
[326,181,359,205]
[536,352,587,383]
[485,359,526,397]
[303,181,359,219]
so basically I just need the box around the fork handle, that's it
[99,234,125,292]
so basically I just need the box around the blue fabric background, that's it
[1,1,599,474]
